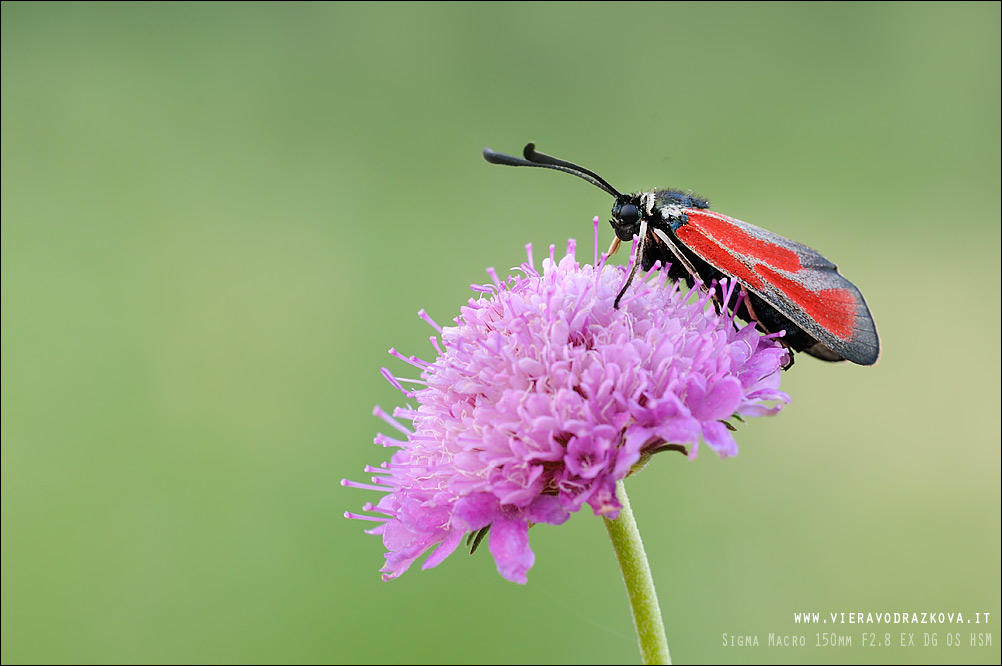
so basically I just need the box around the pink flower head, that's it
[344,218,790,584]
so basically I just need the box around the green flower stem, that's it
[603,479,671,665]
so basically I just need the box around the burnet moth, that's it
[483,143,880,366]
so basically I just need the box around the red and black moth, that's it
[483,143,880,366]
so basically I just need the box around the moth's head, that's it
[610,195,644,242]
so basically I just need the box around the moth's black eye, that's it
[619,203,640,225]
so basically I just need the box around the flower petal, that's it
[702,420,739,459]
[489,516,534,584]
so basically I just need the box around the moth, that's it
[483,143,880,365]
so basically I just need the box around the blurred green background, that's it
[2,2,999,664]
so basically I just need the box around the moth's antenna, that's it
[483,143,623,198]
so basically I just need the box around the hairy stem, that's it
[603,479,671,665]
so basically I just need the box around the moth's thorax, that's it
[651,188,711,231]
[638,190,658,218]
[653,188,710,211]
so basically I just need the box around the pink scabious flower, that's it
[344,218,790,584]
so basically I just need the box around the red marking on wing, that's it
[757,265,857,340]
[683,211,803,272]
[674,225,762,290]
[676,209,859,341]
